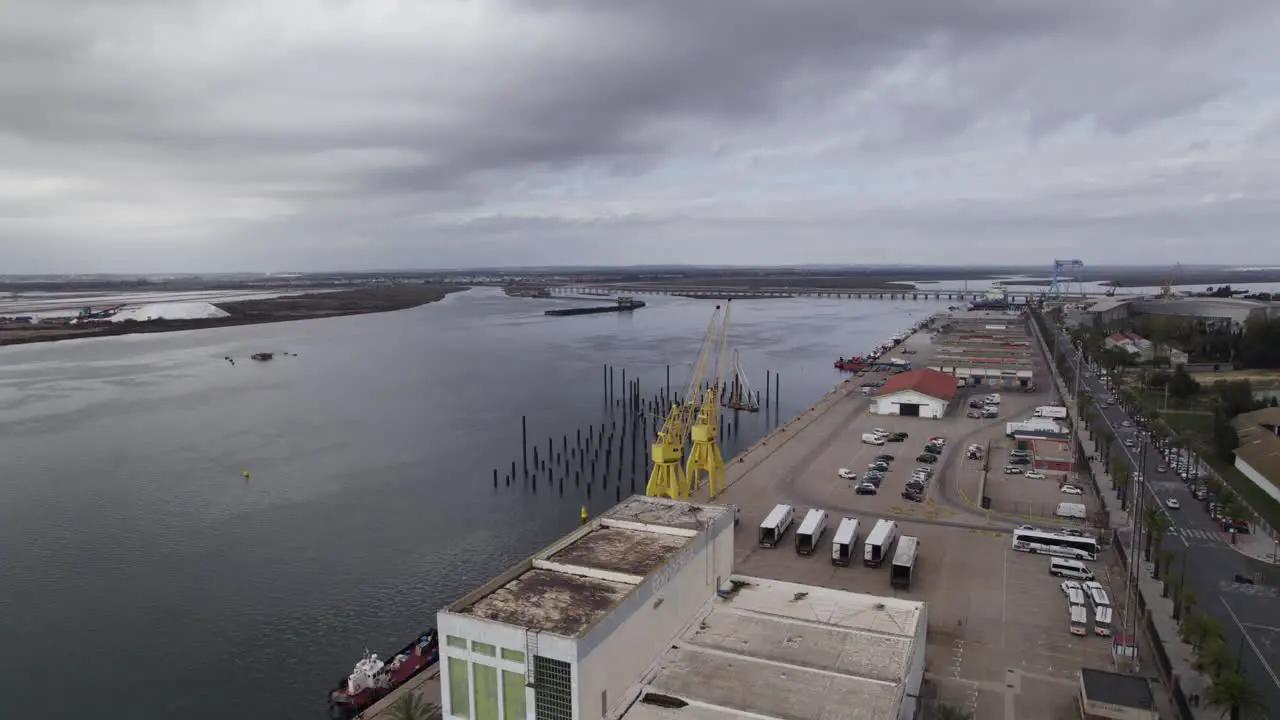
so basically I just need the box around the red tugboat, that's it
[834,356,869,372]
[328,630,440,719]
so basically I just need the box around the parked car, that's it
[874,454,895,462]
[855,483,878,495]
[923,444,943,455]
[1004,466,1022,474]
[1166,498,1180,509]
[1024,471,1045,480]
[1008,457,1031,465]
[838,468,857,480]
[1060,484,1083,495]
[966,410,981,418]
[916,453,938,464]
[1060,580,1083,595]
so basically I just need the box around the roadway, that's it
[1047,322,1280,717]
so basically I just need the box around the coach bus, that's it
[1011,527,1099,561]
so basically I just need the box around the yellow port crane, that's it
[687,301,732,498]
[645,305,725,500]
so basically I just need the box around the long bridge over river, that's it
[540,283,1122,304]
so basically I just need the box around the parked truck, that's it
[1033,405,1068,419]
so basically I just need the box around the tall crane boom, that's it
[687,301,732,498]
[646,306,724,500]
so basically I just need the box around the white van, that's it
[1068,604,1089,636]
[861,433,885,445]
[758,504,795,549]
[1050,558,1095,580]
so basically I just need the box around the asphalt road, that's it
[1048,324,1280,717]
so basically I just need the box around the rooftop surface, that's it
[1233,407,1280,487]
[876,368,959,400]
[1080,667,1155,710]
[620,575,925,720]
[449,496,721,637]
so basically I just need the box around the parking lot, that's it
[734,519,1123,720]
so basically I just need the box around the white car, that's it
[1060,580,1083,596]
[838,468,857,480]
[1121,420,1132,427]
[1166,498,1180,510]
[1004,466,1022,475]
[1024,471,1045,480]
[1060,484,1083,495]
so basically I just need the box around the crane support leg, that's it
[686,404,725,498]
[646,430,689,500]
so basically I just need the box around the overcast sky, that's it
[3,1,1279,273]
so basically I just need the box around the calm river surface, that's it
[0,287,946,719]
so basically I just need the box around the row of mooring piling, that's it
[493,366,783,503]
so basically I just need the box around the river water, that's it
[0,287,945,719]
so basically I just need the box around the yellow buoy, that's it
[242,469,250,479]
[580,506,589,525]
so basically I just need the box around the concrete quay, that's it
[688,321,1124,720]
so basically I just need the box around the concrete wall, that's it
[1235,457,1280,505]
[870,390,947,418]
[577,515,735,720]
[437,611,578,720]
[899,603,929,720]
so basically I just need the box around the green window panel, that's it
[447,636,468,650]
[473,661,500,720]
[448,657,471,717]
[472,641,497,657]
[502,670,527,720]
[501,648,525,663]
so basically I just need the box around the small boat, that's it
[251,353,273,361]
[328,630,440,719]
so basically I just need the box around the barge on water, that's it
[327,629,440,719]
[544,296,646,317]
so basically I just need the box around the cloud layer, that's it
[3,0,1279,272]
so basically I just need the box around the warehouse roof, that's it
[447,496,730,637]
[1080,668,1155,711]
[876,368,958,401]
[619,576,925,720]
[1232,407,1280,490]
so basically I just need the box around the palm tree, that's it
[1206,670,1267,720]
[1194,638,1239,678]
[388,695,443,720]
[1155,548,1176,582]
[1180,611,1222,651]
[1113,463,1131,510]
[1175,586,1198,624]
[1144,508,1171,563]
[935,704,973,720]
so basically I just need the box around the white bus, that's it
[795,509,828,556]
[1093,605,1113,637]
[1012,528,1099,561]
[1085,582,1111,609]
[831,517,860,567]
[1065,586,1086,607]
[758,504,794,548]
[1068,605,1089,636]
[864,519,899,568]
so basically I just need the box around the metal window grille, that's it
[533,657,573,720]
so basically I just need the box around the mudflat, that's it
[0,283,468,346]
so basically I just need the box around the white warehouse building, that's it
[437,496,736,720]
[437,495,929,720]
[869,368,957,418]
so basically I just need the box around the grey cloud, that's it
[2,0,1279,272]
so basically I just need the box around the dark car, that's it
[902,489,923,502]
[874,454,895,462]
[916,453,938,464]
[885,434,905,443]
[1009,456,1031,465]
[1233,574,1255,585]
[855,483,878,495]
[923,445,943,455]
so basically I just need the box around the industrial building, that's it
[870,368,957,417]
[1080,296,1280,331]
[621,576,928,720]
[1078,667,1157,719]
[927,313,1035,388]
[1232,407,1280,506]
[1031,438,1075,473]
[437,495,929,720]
[438,496,736,720]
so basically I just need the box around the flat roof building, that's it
[1078,667,1156,719]
[1232,407,1280,506]
[620,576,928,720]
[438,496,736,720]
